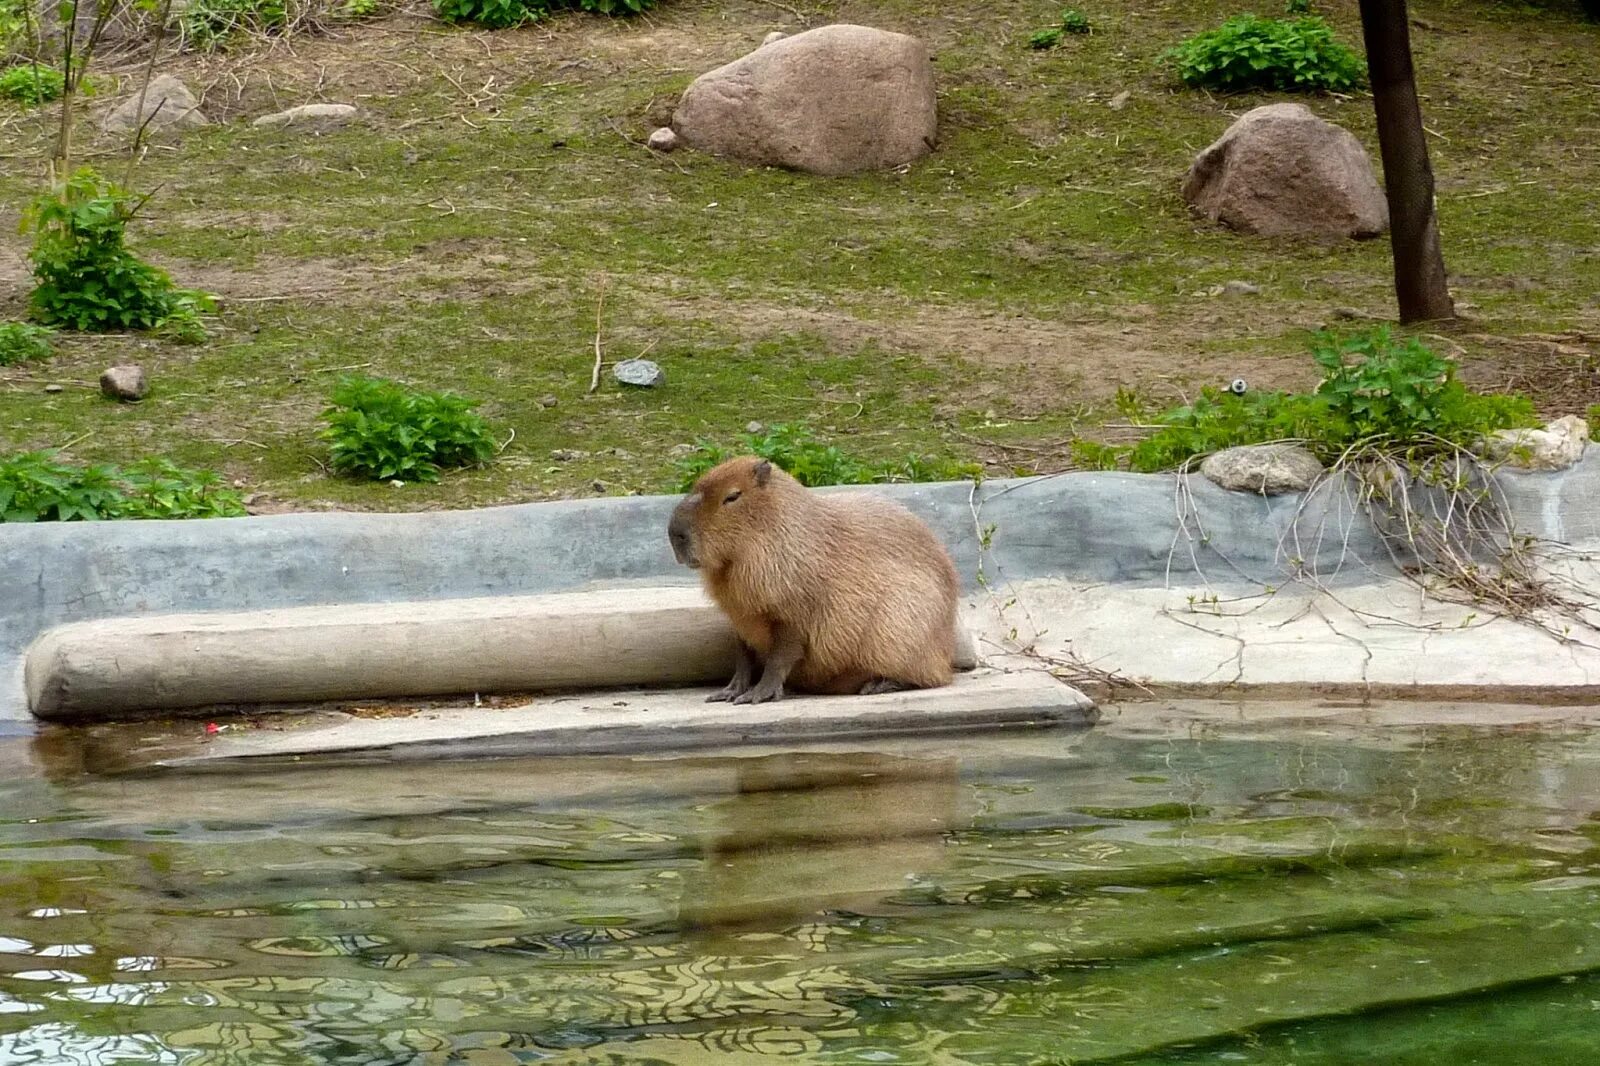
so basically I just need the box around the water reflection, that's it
[1,727,1599,1062]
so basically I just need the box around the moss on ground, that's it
[0,0,1596,511]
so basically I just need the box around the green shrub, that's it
[1029,8,1091,49]
[432,0,656,29]
[674,423,980,491]
[1284,0,1312,12]
[181,0,288,46]
[320,375,497,483]
[1074,330,1539,473]
[335,0,380,18]
[1163,15,1365,93]
[23,168,214,334]
[0,452,247,522]
[1059,8,1091,33]
[0,322,54,365]
[0,63,64,104]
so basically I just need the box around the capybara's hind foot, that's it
[859,678,911,696]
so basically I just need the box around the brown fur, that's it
[667,456,960,700]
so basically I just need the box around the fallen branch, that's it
[587,274,609,395]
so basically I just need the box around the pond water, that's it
[1,720,1599,1064]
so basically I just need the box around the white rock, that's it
[762,30,787,45]
[1484,415,1588,471]
[1200,443,1324,495]
[252,103,359,129]
[99,365,147,402]
[647,126,679,152]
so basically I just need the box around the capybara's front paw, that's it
[706,679,751,703]
[732,681,784,705]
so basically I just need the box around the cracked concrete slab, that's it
[159,669,1096,764]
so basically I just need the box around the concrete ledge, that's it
[6,454,1599,722]
[163,670,1096,763]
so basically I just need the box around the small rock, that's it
[614,358,665,388]
[252,103,359,130]
[1483,415,1588,472]
[745,420,765,434]
[99,365,147,402]
[1200,444,1324,496]
[43,384,64,394]
[669,443,697,456]
[647,126,680,152]
[538,394,559,408]
[1222,280,1261,296]
[551,448,589,462]
[389,479,405,488]
[591,480,608,493]
[1107,90,1131,111]
[762,30,787,45]
[102,74,209,134]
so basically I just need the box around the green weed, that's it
[675,423,979,490]
[321,375,498,483]
[1163,14,1365,93]
[0,63,64,105]
[0,322,54,365]
[0,452,247,522]
[23,169,215,334]
[1076,329,1539,473]
[433,0,657,29]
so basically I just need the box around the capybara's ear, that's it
[753,459,772,486]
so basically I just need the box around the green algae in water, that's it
[2,729,1600,1064]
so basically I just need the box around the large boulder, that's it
[101,74,209,134]
[1181,103,1388,240]
[672,24,937,176]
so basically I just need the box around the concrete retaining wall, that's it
[4,456,1598,721]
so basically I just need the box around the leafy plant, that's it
[1073,330,1538,473]
[0,452,247,522]
[1029,8,1091,49]
[1284,0,1312,12]
[432,0,656,28]
[674,423,979,490]
[335,0,379,18]
[1059,8,1091,33]
[320,375,498,483]
[1163,15,1365,93]
[181,0,288,47]
[23,168,215,333]
[0,322,55,365]
[0,63,64,104]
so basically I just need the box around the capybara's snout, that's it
[668,495,701,569]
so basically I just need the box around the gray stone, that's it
[1107,90,1131,111]
[101,74,209,134]
[614,358,664,387]
[745,421,765,434]
[673,23,937,176]
[762,30,787,45]
[1200,443,1325,495]
[42,384,63,394]
[1222,280,1261,296]
[252,103,359,130]
[646,126,679,152]
[1182,103,1388,240]
[1484,415,1588,471]
[99,365,147,402]
[538,395,558,408]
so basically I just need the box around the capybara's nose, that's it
[668,498,699,568]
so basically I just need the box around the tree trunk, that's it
[1356,0,1455,324]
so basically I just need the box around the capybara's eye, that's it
[723,490,742,504]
